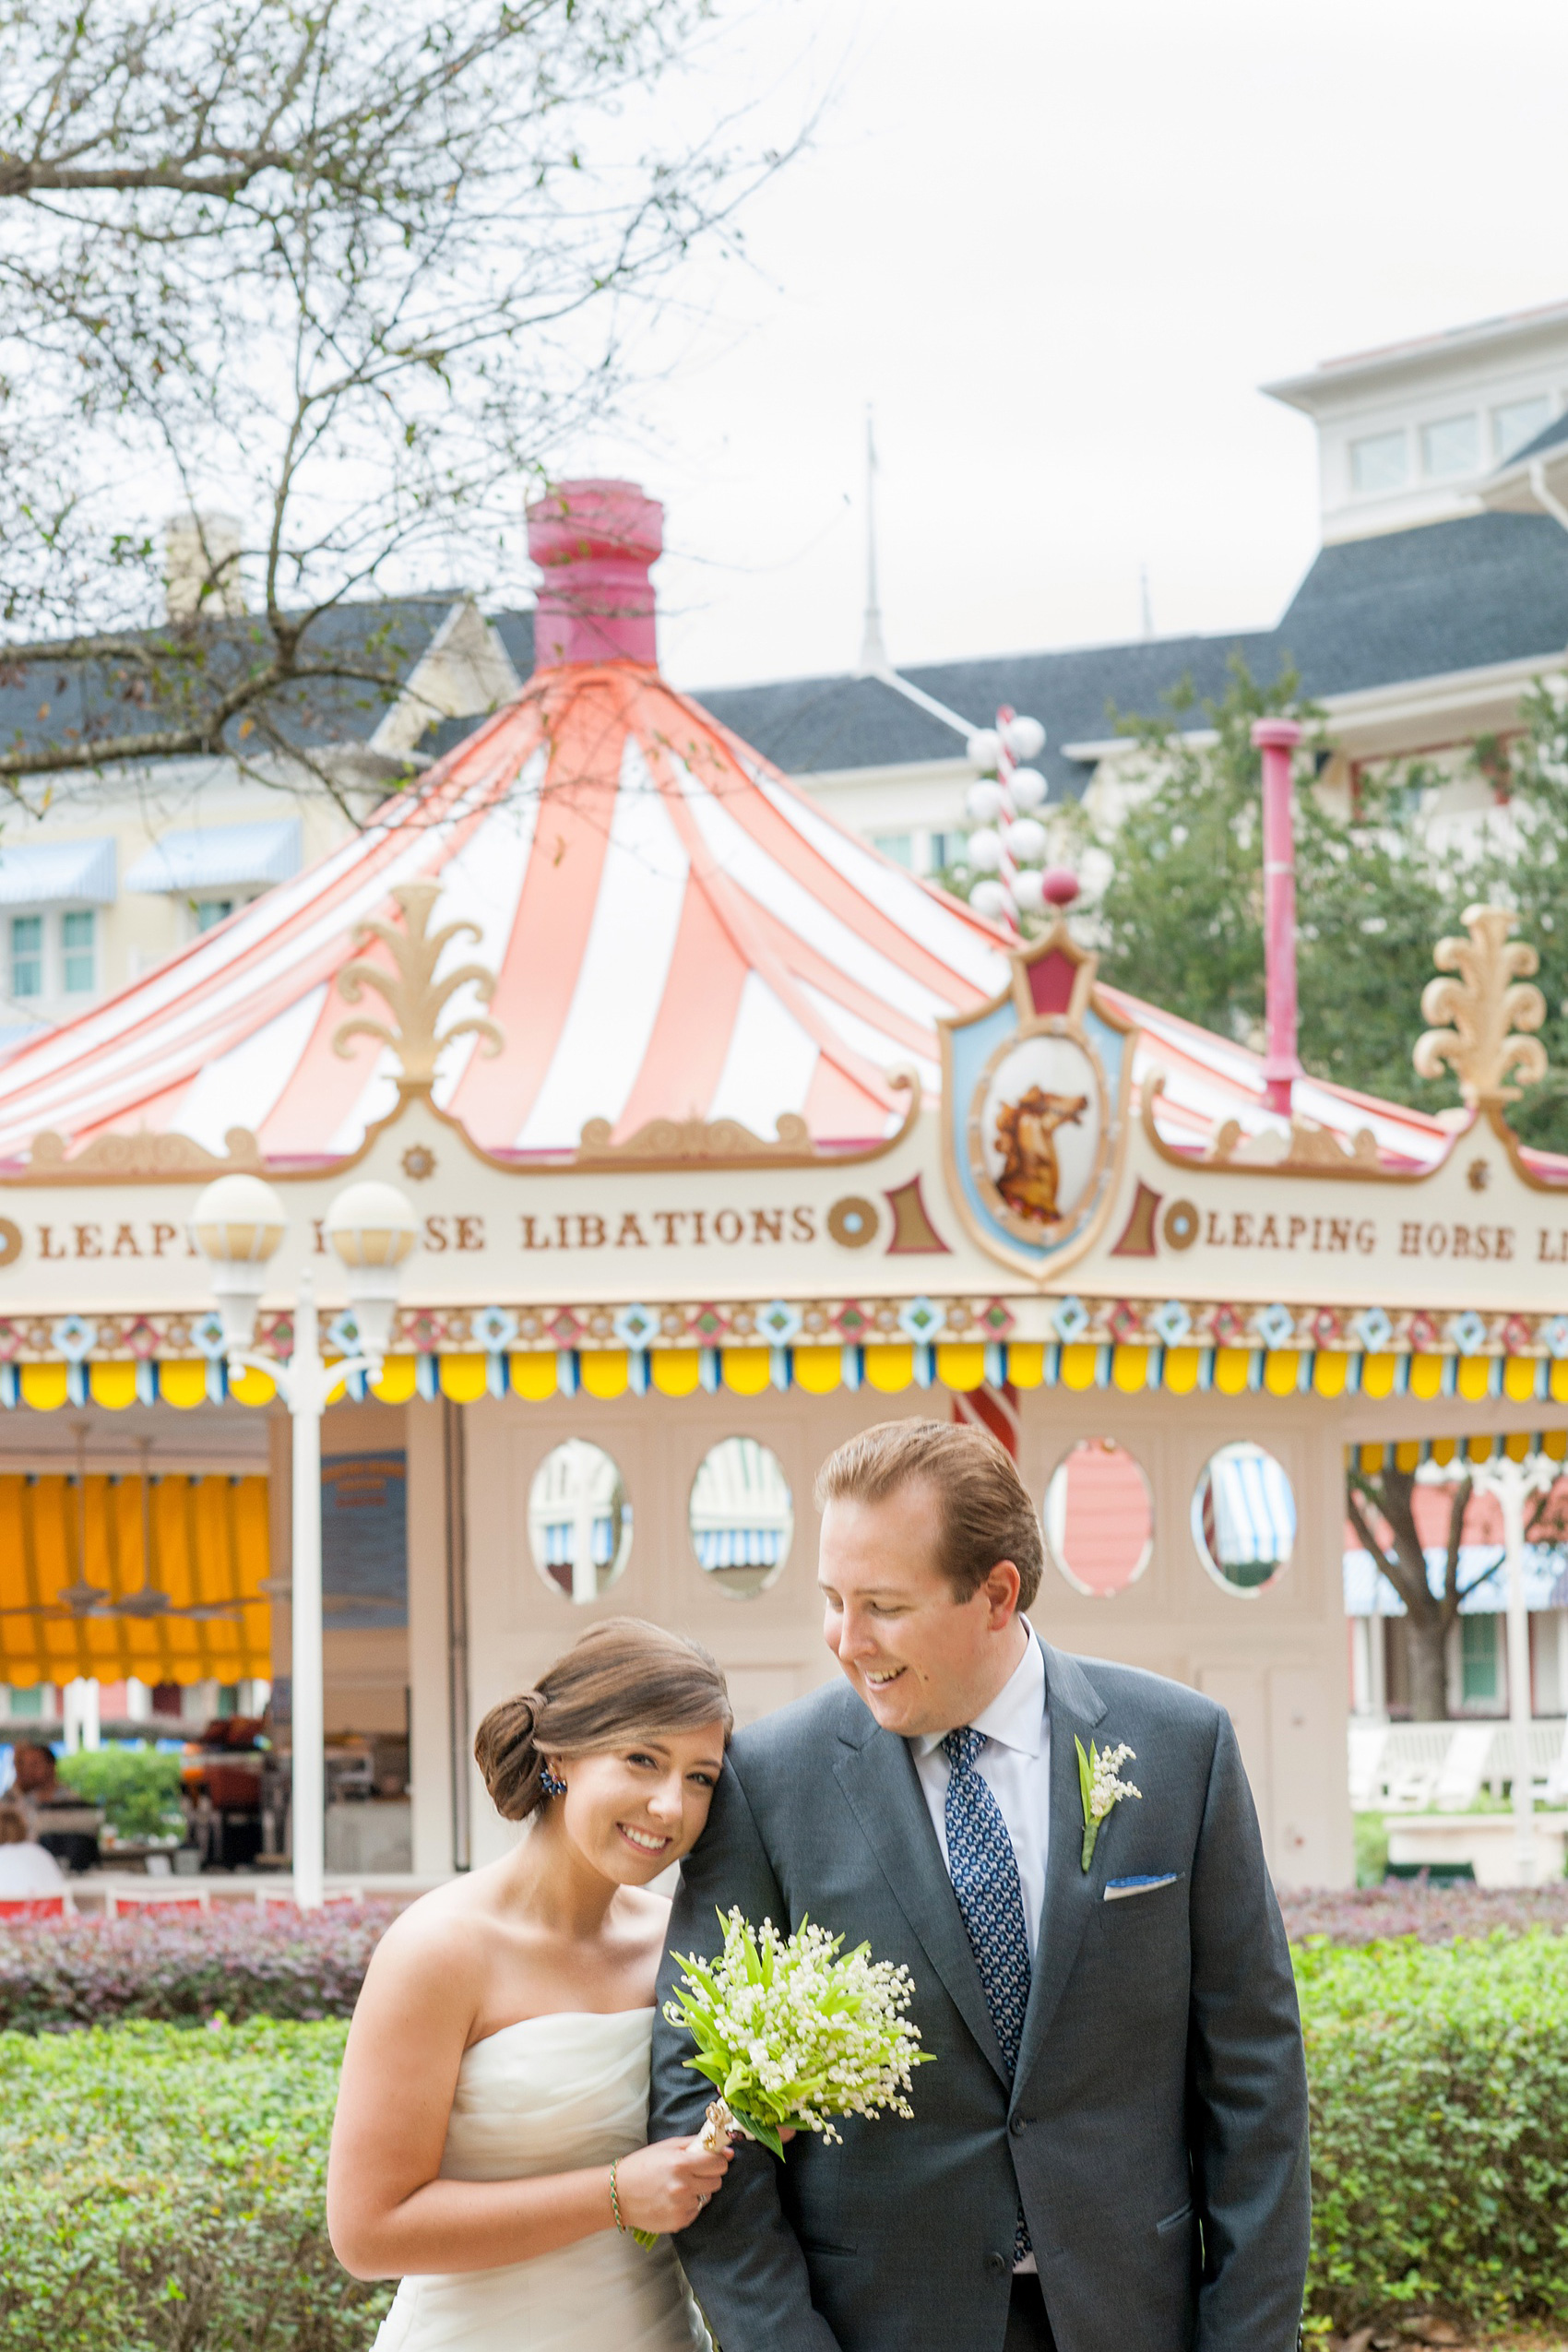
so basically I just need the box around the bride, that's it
[328,1618,735,2350]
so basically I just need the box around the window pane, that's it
[195,898,234,932]
[1493,396,1552,460]
[1350,430,1408,493]
[930,830,968,871]
[10,914,42,998]
[873,833,912,868]
[61,909,94,993]
[1460,1613,1498,1703]
[1420,414,1479,478]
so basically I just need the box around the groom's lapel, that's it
[831,1709,1009,2086]
[1016,1643,1107,2095]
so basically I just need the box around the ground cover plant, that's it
[1299,1930,1568,2340]
[0,2014,387,2351]
[0,1901,401,2031]
[6,1895,1568,2344]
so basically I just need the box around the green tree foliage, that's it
[55,1744,185,1841]
[1469,683,1568,1150]
[1079,655,1568,1153]
[1081,656,1463,1117]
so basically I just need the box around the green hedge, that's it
[1298,1929,1568,2335]
[6,1932,1568,2345]
[0,2017,390,2352]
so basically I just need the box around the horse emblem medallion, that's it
[994,1087,1089,1226]
[938,921,1134,1280]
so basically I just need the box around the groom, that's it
[650,1419,1310,2352]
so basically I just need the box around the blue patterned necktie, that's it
[941,1727,1032,2262]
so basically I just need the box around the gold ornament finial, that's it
[1412,903,1547,1109]
[333,879,503,1089]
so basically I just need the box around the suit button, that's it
[1010,2117,1029,2136]
[986,2253,1008,2275]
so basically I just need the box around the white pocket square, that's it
[1103,1874,1178,1902]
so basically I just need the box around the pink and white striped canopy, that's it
[0,665,1011,1168]
[0,659,1514,1178]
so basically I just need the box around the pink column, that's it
[1251,717,1304,1117]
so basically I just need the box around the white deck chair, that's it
[1433,1722,1497,1810]
[1348,1724,1389,1810]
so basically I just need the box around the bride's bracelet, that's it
[609,2160,629,2235]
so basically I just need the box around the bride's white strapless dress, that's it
[370,2008,707,2352]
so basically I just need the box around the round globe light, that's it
[190,1174,289,1353]
[1010,868,1047,915]
[1008,766,1046,810]
[326,1180,419,1370]
[966,728,1002,772]
[965,780,1004,824]
[968,879,1012,922]
[190,1173,288,1265]
[325,1181,419,1270]
[1006,816,1048,864]
[966,826,1004,873]
[1004,715,1046,761]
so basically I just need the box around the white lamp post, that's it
[190,1172,417,1908]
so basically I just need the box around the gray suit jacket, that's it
[649,1645,1310,2352]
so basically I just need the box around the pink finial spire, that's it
[526,479,663,669]
[1251,716,1304,1116]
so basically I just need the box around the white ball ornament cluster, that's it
[961,710,1051,926]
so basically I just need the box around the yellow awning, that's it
[0,1474,270,1687]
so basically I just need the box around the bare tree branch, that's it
[0,0,807,804]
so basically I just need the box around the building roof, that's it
[695,513,1568,799]
[0,598,536,771]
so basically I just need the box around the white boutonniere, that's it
[1075,1736,1141,1871]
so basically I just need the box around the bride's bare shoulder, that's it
[363,1864,513,1981]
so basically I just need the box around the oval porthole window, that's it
[528,1440,633,1603]
[1044,1437,1154,1598]
[688,1437,793,1599]
[1191,1441,1296,1595]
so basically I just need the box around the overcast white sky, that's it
[569,0,1568,695]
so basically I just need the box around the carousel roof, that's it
[0,660,1012,1170]
[0,479,1521,1180]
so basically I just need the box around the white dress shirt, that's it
[909,1628,1051,1956]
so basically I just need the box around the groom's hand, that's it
[612,2135,733,2237]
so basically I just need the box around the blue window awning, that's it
[0,837,116,907]
[125,819,301,896]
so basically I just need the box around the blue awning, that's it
[0,837,116,907]
[1208,1449,1297,1567]
[125,819,301,896]
[695,1527,788,1569]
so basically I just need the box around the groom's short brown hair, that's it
[815,1419,1043,1610]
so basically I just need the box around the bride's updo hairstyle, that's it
[473,1617,733,1823]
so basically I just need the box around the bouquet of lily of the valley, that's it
[665,1907,931,2160]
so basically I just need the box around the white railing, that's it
[1350,1718,1568,1811]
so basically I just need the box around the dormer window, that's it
[1420,414,1479,478]
[1493,395,1552,459]
[1349,430,1408,494]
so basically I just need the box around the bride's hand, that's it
[612,2135,733,2235]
